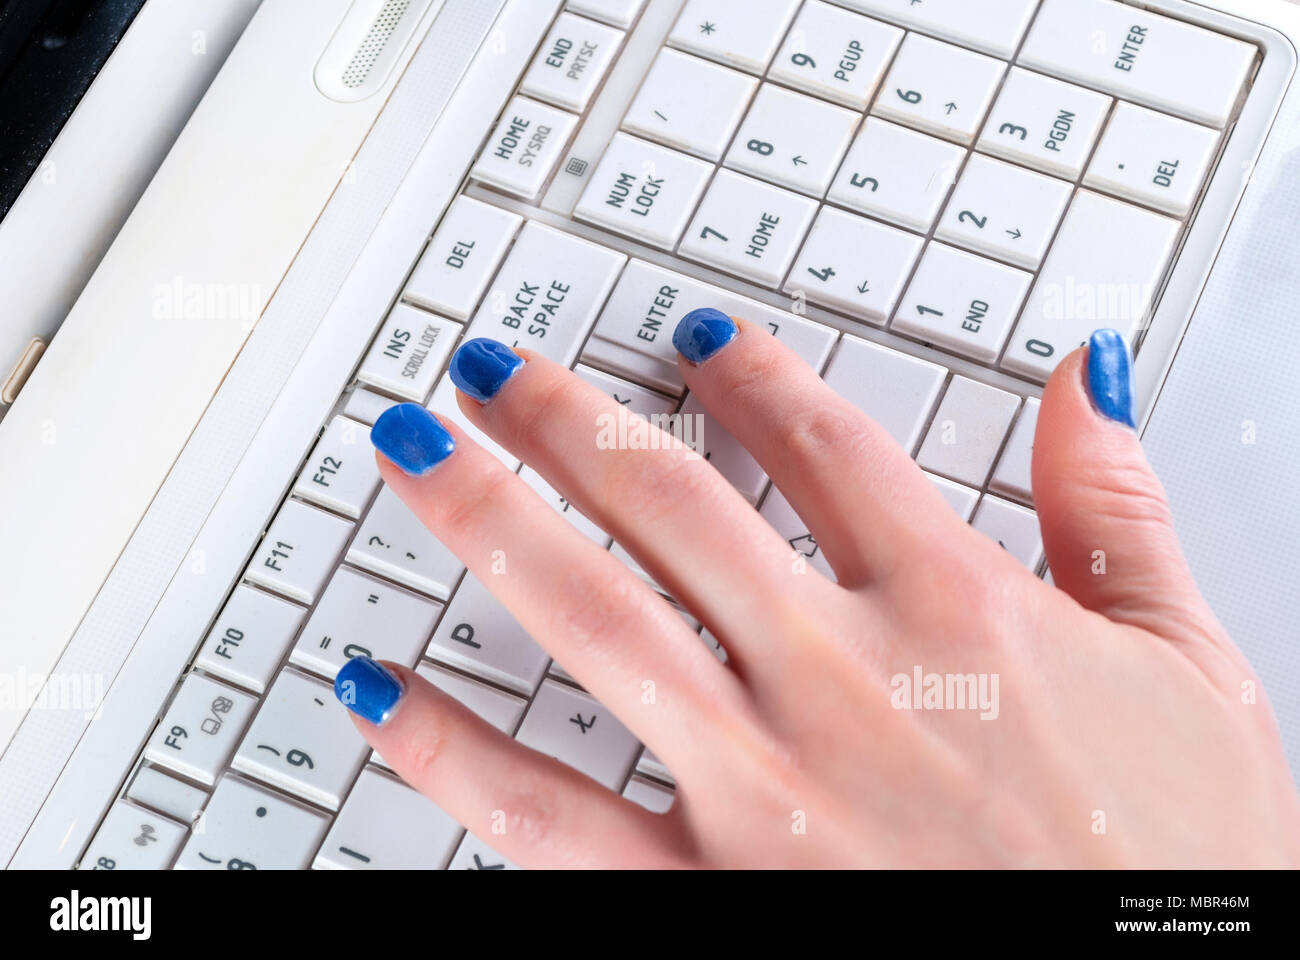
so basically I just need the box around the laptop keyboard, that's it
[79,0,1260,869]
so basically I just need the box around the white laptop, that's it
[1,0,1298,869]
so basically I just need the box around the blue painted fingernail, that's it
[1086,329,1136,428]
[334,656,404,726]
[371,402,455,476]
[449,337,524,403]
[673,307,738,364]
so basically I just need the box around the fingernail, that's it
[673,307,738,364]
[371,402,456,476]
[1086,329,1137,428]
[449,337,524,403]
[334,656,404,726]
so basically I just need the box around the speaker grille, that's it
[342,0,413,89]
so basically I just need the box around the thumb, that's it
[1032,329,1218,645]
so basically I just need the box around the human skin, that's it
[336,316,1300,868]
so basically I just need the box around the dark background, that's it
[0,0,147,221]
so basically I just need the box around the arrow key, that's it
[724,82,860,196]
[971,496,1043,571]
[873,33,1005,145]
[936,153,1072,269]
[785,206,923,326]
[759,486,835,580]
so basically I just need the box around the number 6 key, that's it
[873,33,1006,145]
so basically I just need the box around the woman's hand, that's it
[335,313,1300,867]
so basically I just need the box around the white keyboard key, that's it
[427,573,550,696]
[740,295,838,372]
[636,747,672,784]
[356,306,459,402]
[467,222,626,365]
[1020,0,1255,128]
[916,377,1021,488]
[990,397,1039,504]
[1002,190,1179,382]
[873,33,1005,145]
[828,118,964,233]
[470,95,579,201]
[515,679,640,789]
[347,487,464,600]
[622,48,757,162]
[822,336,947,453]
[680,170,818,288]
[518,466,611,547]
[574,133,714,249]
[314,767,462,869]
[290,567,440,680]
[892,241,1032,364]
[414,661,527,734]
[683,605,704,636]
[786,206,923,327]
[680,393,767,502]
[244,500,352,604]
[126,765,208,825]
[175,776,329,870]
[584,259,818,395]
[769,0,902,110]
[521,12,624,113]
[232,669,368,810]
[573,364,684,498]
[403,196,522,321]
[978,67,1112,180]
[371,661,527,771]
[144,674,256,786]
[80,801,187,871]
[341,386,399,426]
[448,832,519,870]
[698,625,727,663]
[668,0,800,74]
[195,585,306,694]
[936,154,1073,270]
[623,775,675,813]
[841,0,1038,59]
[724,83,860,197]
[567,0,644,29]
[972,495,1043,569]
[1084,102,1220,218]
[576,364,679,419]
[292,415,382,518]
[927,473,980,522]
[759,485,835,580]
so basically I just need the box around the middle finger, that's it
[449,339,839,676]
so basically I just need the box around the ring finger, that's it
[447,340,840,678]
